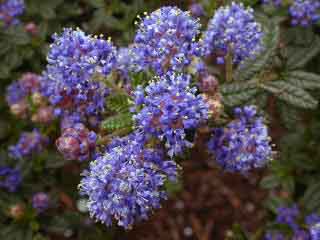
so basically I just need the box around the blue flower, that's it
[133,6,202,75]
[189,3,205,17]
[203,2,264,64]
[133,73,209,157]
[265,205,320,239]
[0,0,24,27]
[6,73,41,105]
[261,0,282,7]
[41,28,116,120]
[289,0,320,27]
[32,192,50,213]
[79,132,178,229]
[310,222,320,240]
[116,47,145,81]
[208,106,272,173]
[292,230,310,240]
[276,205,300,230]
[264,232,285,240]
[8,129,48,159]
[0,167,22,192]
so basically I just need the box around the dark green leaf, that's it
[261,81,318,109]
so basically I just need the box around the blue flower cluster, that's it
[41,28,116,120]
[79,132,178,229]
[133,73,209,157]
[289,0,320,27]
[32,192,50,213]
[203,2,264,64]
[133,6,202,75]
[189,3,205,18]
[6,73,42,118]
[0,167,22,192]
[6,73,41,105]
[116,47,145,81]
[311,223,320,240]
[0,0,24,27]
[8,129,48,159]
[6,73,55,123]
[261,0,283,7]
[208,106,272,173]
[265,205,320,240]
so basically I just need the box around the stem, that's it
[225,52,233,82]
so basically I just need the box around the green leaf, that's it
[301,182,320,211]
[234,17,279,81]
[220,81,259,107]
[264,194,285,214]
[231,224,249,240]
[261,81,318,109]
[101,112,133,132]
[277,101,301,130]
[285,71,320,90]
[286,34,320,70]
[107,94,131,113]
[260,175,280,189]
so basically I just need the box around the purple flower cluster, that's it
[203,2,264,64]
[116,47,145,81]
[9,129,48,159]
[261,0,283,7]
[56,123,97,161]
[133,73,209,157]
[265,205,320,240]
[289,0,320,27]
[133,6,202,75]
[0,0,24,27]
[32,192,50,213]
[189,3,205,17]
[311,223,320,240]
[79,132,178,229]
[6,73,55,123]
[208,106,272,173]
[6,73,42,118]
[0,167,22,192]
[41,28,116,120]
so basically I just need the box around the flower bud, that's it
[10,100,28,118]
[31,92,44,106]
[32,106,54,124]
[56,123,97,161]
[25,22,38,35]
[199,75,219,95]
[203,94,223,120]
[9,204,25,220]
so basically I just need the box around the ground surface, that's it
[129,147,267,240]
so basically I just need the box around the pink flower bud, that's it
[200,75,219,94]
[25,22,38,35]
[32,106,54,124]
[56,123,97,161]
[10,100,28,118]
